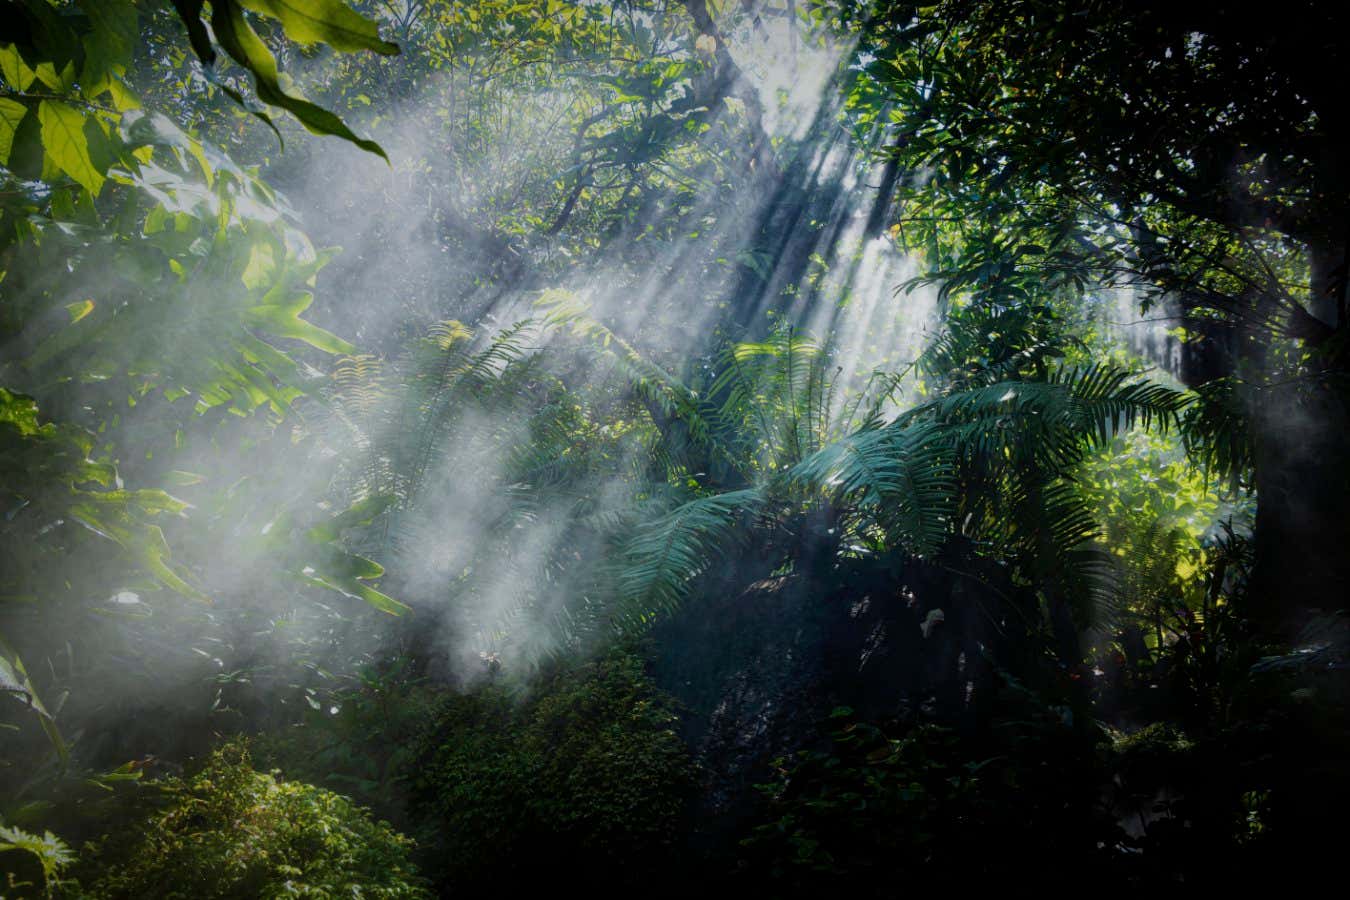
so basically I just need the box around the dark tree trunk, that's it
[1247,374,1350,634]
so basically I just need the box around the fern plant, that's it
[559,304,1192,652]
[0,823,74,897]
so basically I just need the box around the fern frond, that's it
[905,364,1189,471]
[918,301,1073,391]
[0,825,74,887]
[612,488,764,630]
[789,422,956,557]
[712,326,832,468]
[1182,377,1253,488]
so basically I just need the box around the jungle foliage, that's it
[60,742,427,899]
[2,1,1348,895]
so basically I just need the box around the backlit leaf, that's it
[240,0,399,55]
[37,100,105,195]
[0,97,25,164]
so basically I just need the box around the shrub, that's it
[737,708,1123,893]
[407,649,695,888]
[68,743,428,899]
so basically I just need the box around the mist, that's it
[3,1,1345,895]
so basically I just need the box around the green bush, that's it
[737,708,1123,893]
[736,699,1340,891]
[67,743,428,899]
[407,649,695,888]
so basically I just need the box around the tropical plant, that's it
[1,1,394,166]
[0,0,407,788]
[66,741,428,899]
[405,647,694,890]
[830,0,1350,626]
[737,707,1120,891]
[1,823,75,898]
[575,304,1191,657]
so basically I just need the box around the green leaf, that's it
[241,240,277,291]
[299,570,410,616]
[0,635,68,763]
[77,0,140,56]
[68,502,209,602]
[243,295,357,354]
[0,97,25,164]
[37,100,105,195]
[209,0,389,160]
[305,493,396,543]
[240,0,399,54]
[65,298,95,323]
[345,580,409,616]
[34,60,76,92]
[0,43,37,91]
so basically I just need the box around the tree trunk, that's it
[1247,374,1350,635]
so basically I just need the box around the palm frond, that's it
[789,422,956,557]
[711,327,830,467]
[611,488,765,630]
[1182,377,1253,489]
[905,363,1190,471]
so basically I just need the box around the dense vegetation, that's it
[2,1,1346,895]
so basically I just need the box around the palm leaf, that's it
[612,488,764,629]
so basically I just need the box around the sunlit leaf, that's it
[37,100,105,195]
[0,97,26,164]
[240,0,399,55]
[206,0,389,159]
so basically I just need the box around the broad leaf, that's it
[37,100,104,195]
[0,97,25,163]
[240,0,399,55]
